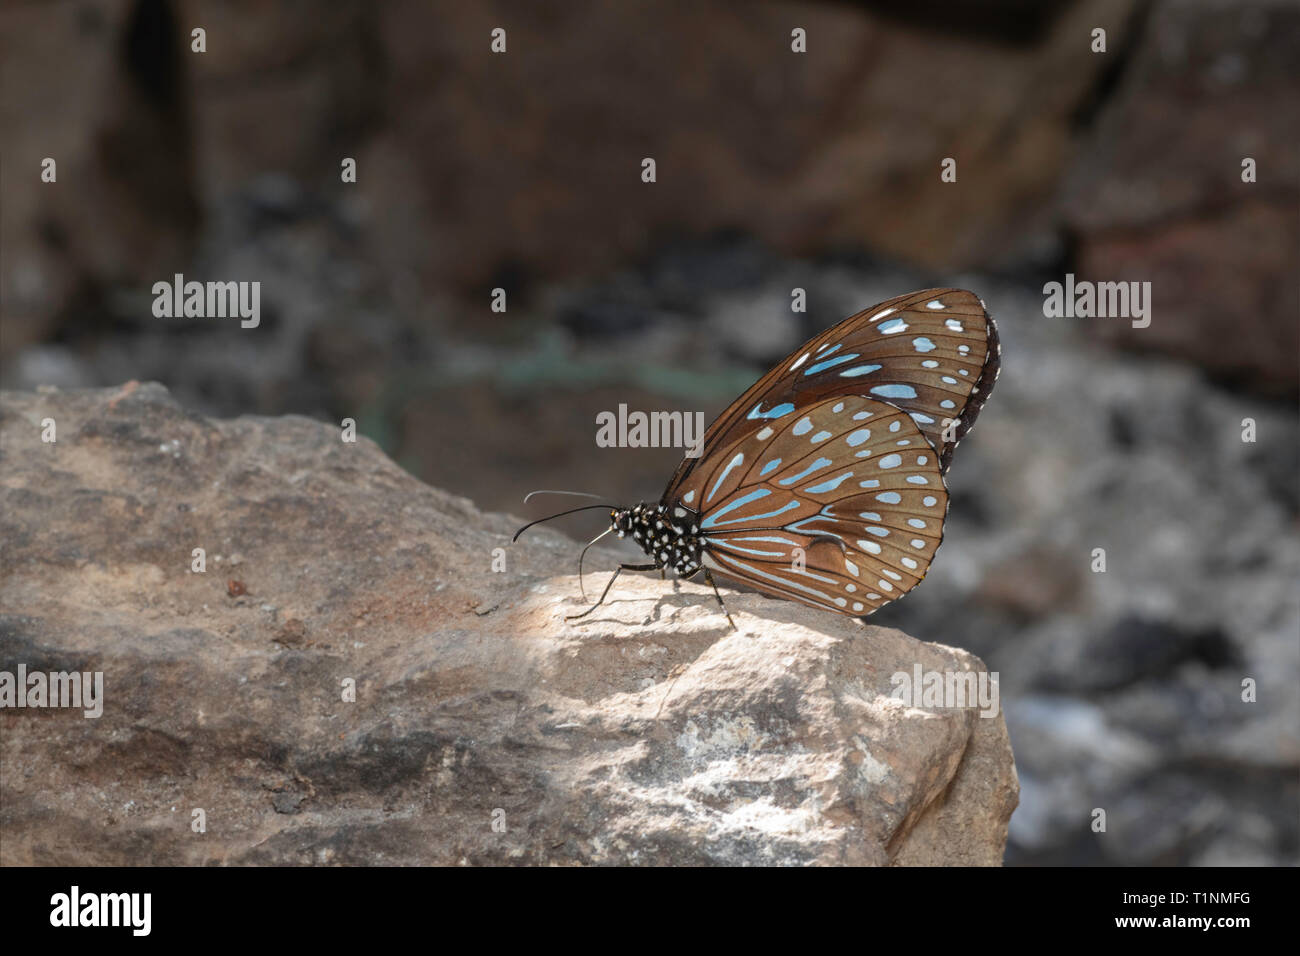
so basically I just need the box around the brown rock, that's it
[0,0,199,356]
[975,547,1085,620]
[1061,0,1300,394]
[0,383,1017,865]
[354,0,1138,293]
[2,0,1137,357]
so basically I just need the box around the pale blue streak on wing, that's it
[748,402,796,420]
[805,472,854,493]
[707,540,786,558]
[804,353,859,375]
[871,385,918,400]
[700,489,802,529]
[707,452,745,504]
[709,551,841,605]
[784,512,849,545]
[777,457,832,486]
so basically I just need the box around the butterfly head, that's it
[610,506,634,537]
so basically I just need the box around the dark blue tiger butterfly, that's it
[515,288,1001,625]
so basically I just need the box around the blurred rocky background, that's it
[1,0,1296,865]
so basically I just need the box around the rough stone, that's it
[0,383,1017,866]
[0,0,199,355]
[1061,0,1300,395]
[1,0,1138,361]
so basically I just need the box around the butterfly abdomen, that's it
[614,502,703,577]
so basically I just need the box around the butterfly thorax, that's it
[612,502,703,577]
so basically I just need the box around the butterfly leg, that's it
[703,569,736,631]
[566,563,658,622]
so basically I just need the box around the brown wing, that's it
[664,288,999,504]
[676,394,948,616]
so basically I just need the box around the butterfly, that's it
[515,288,1000,626]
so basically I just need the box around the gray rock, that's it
[0,383,1017,865]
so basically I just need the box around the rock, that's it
[0,0,199,357]
[1061,0,1300,395]
[354,0,1138,293]
[1,0,1138,363]
[0,383,1017,866]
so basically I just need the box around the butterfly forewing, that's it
[675,395,948,616]
[665,289,998,497]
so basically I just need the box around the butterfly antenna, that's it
[523,489,606,504]
[512,504,618,543]
[577,527,615,601]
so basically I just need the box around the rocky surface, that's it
[1061,0,1300,394]
[0,383,1017,866]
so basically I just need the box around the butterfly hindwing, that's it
[665,289,998,500]
[674,395,948,616]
